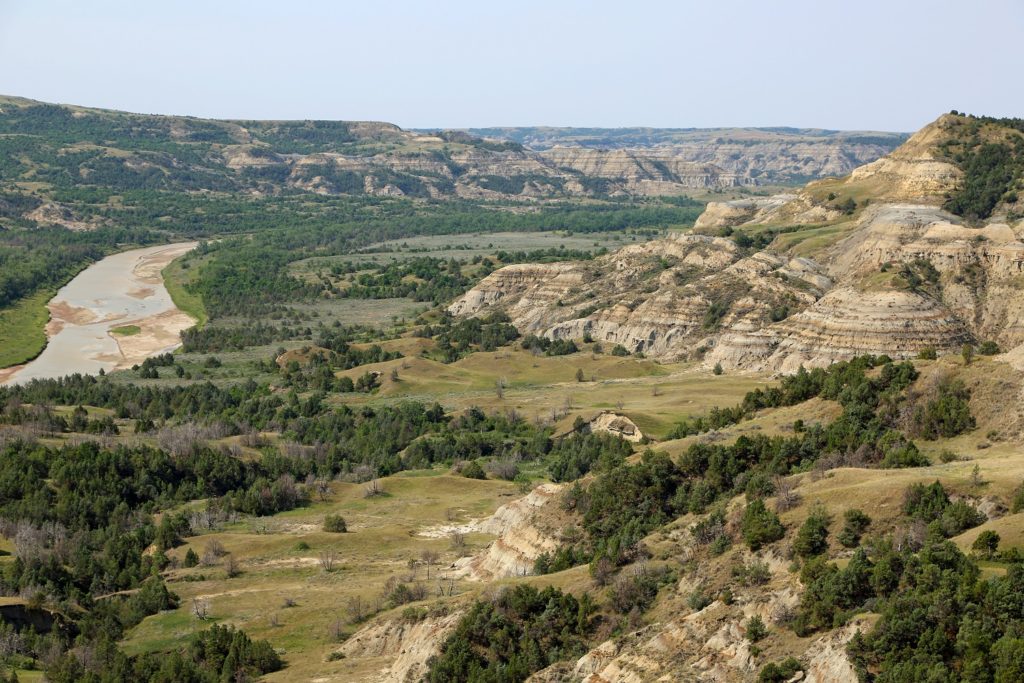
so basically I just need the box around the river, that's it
[0,242,198,385]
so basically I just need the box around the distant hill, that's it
[448,125,909,184]
[0,96,904,214]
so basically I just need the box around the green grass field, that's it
[123,471,519,681]
[287,297,426,328]
[0,289,51,368]
[331,344,768,440]
[110,324,141,336]
[288,230,639,273]
[163,255,208,327]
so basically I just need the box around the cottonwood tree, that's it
[421,549,440,579]
[773,476,801,513]
[346,596,366,624]
[319,549,338,572]
[313,477,332,502]
[364,478,384,497]
[193,598,210,620]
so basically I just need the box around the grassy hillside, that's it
[2,334,1020,681]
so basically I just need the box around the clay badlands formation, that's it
[451,114,1024,372]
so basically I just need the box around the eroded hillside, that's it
[331,353,1024,683]
[451,114,1024,372]
[0,95,903,220]
[462,126,908,184]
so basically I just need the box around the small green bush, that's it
[741,499,785,551]
[733,558,772,586]
[758,657,804,683]
[746,614,768,642]
[460,460,487,479]
[979,340,1001,355]
[323,515,347,533]
[793,506,831,558]
[687,587,712,612]
[972,530,1000,558]
[837,509,871,548]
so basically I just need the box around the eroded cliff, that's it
[450,114,1024,372]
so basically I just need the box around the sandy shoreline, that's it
[1,242,198,385]
[107,243,198,370]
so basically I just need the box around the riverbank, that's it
[0,289,54,370]
[0,242,198,385]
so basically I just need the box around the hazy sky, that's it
[1,0,1021,132]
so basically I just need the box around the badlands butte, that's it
[451,113,1024,373]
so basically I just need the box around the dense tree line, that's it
[181,322,292,352]
[547,432,633,483]
[0,436,287,678]
[275,330,402,392]
[848,542,1024,681]
[520,335,580,356]
[667,357,896,437]
[473,173,565,194]
[541,357,954,574]
[46,623,282,682]
[667,356,972,445]
[402,407,550,470]
[0,225,158,309]
[908,376,976,438]
[417,312,521,362]
[426,584,594,682]
[331,256,477,304]
[936,114,1024,220]
[321,248,601,307]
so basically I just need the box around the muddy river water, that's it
[0,242,198,385]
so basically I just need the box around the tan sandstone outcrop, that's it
[585,412,644,442]
[693,195,797,230]
[452,483,565,580]
[450,114,1024,372]
[450,232,829,369]
[750,287,973,374]
[337,610,463,682]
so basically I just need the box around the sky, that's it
[1,0,1021,132]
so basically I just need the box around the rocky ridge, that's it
[0,96,905,209]
[336,610,463,682]
[463,126,909,184]
[452,483,565,580]
[450,114,1024,372]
